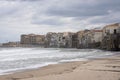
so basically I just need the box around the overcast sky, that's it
[0,0,120,43]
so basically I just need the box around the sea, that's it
[0,47,119,75]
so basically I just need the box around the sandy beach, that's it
[0,55,120,80]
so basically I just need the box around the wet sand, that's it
[0,55,120,80]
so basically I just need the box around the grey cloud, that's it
[32,18,65,25]
[0,0,42,1]
[91,17,120,24]
[0,7,19,18]
[0,2,20,18]
[0,0,120,42]
[47,8,108,17]
[89,11,120,24]
[46,0,120,17]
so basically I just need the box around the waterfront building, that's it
[2,42,21,47]
[2,22,119,51]
[77,30,85,48]
[102,23,120,37]
[21,34,45,46]
[57,33,66,48]
[77,29,102,48]
[77,30,91,48]
[81,30,92,48]
[45,32,74,48]
[90,29,103,48]
[71,33,78,48]
[101,23,120,50]
[45,32,58,47]
[0,43,2,47]
[63,32,74,48]
[91,30,103,43]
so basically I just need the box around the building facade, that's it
[101,23,120,50]
[102,23,120,37]
[45,32,58,47]
[21,34,45,46]
[77,30,91,48]
[45,32,74,48]
[77,29,102,48]
[63,32,74,48]
[2,42,21,47]
[71,33,78,48]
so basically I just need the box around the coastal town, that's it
[1,23,120,51]
[1,0,120,80]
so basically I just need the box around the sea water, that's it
[0,47,117,75]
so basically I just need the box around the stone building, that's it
[101,23,120,51]
[21,34,30,44]
[2,42,21,47]
[71,33,78,48]
[45,32,74,48]
[45,32,58,47]
[82,30,92,48]
[77,29,102,48]
[102,23,120,36]
[57,33,66,48]
[0,43,2,47]
[90,29,103,48]
[77,30,84,48]
[21,34,45,46]
[77,30,91,48]
[63,32,74,48]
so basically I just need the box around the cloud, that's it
[0,0,120,42]
[89,11,120,24]
[0,0,42,2]
[46,0,120,17]
[31,15,65,25]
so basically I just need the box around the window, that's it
[62,37,65,39]
[114,29,117,34]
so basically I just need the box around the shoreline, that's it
[0,58,88,76]
[0,51,117,76]
[0,54,120,80]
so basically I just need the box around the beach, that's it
[0,0,120,80]
[0,54,120,80]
